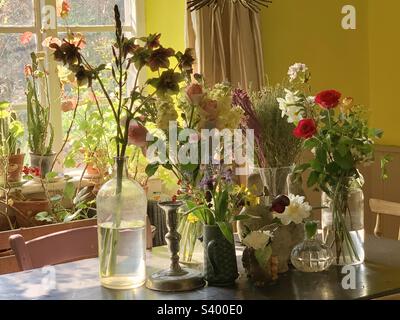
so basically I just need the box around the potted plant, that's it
[25,52,55,177]
[0,102,25,184]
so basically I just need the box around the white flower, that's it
[288,63,308,82]
[277,89,305,123]
[306,96,315,105]
[274,194,312,225]
[242,230,273,250]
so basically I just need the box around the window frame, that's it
[0,0,145,161]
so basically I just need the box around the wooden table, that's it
[0,235,399,300]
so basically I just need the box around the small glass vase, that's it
[177,212,202,264]
[96,156,148,289]
[291,233,334,273]
[321,183,365,266]
[256,166,294,203]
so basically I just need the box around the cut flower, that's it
[274,194,312,225]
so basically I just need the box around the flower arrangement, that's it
[278,63,383,264]
[184,166,255,243]
[233,85,302,169]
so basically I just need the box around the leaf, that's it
[145,163,159,177]
[216,189,229,221]
[63,181,76,200]
[63,209,82,223]
[180,163,198,173]
[0,101,10,110]
[216,221,234,244]
[303,138,318,150]
[35,211,54,222]
[307,171,319,188]
[63,156,76,168]
[381,154,393,180]
[254,245,272,270]
[233,214,251,221]
[370,128,384,139]
[294,163,311,174]
[305,221,318,239]
[333,150,354,170]
[50,194,62,203]
[45,171,58,180]
[316,147,327,166]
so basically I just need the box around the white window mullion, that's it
[42,0,63,163]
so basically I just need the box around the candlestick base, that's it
[146,267,205,292]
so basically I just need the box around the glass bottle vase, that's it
[96,156,148,289]
[291,234,334,272]
[321,185,365,266]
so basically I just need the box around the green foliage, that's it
[184,169,251,243]
[295,105,382,196]
[26,52,54,155]
[0,102,24,156]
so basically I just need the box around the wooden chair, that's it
[369,199,400,240]
[9,226,98,271]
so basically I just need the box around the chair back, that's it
[369,199,400,240]
[9,226,98,271]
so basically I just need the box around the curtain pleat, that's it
[186,3,265,90]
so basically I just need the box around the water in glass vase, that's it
[98,220,146,290]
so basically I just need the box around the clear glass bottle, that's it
[291,223,334,273]
[96,157,147,289]
[321,183,365,266]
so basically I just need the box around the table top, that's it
[0,234,399,300]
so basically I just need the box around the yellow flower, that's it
[187,213,199,224]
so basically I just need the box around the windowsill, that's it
[16,170,96,196]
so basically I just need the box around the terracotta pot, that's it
[7,154,25,183]
[86,164,100,176]
[12,199,51,227]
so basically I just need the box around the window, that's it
[0,0,144,153]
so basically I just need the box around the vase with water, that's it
[96,156,148,289]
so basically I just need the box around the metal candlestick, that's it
[146,201,205,292]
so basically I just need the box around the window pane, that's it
[60,31,114,100]
[0,0,34,26]
[58,0,126,26]
[0,33,37,104]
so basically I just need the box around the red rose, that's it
[293,119,317,139]
[315,90,341,109]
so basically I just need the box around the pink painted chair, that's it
[9,226,98,271]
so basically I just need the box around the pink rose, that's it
[128,121,148,148]
[186,83,204,105]
[201,99,218,120]
[61,99,76,112]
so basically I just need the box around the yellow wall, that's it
[260,0,399,146]
[145,0,186,51]
[368,1,400,146]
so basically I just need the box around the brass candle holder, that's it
[146,201,205,292]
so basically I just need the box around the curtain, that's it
[186,3,265,90]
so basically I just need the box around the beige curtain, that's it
[186,3,265,90]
